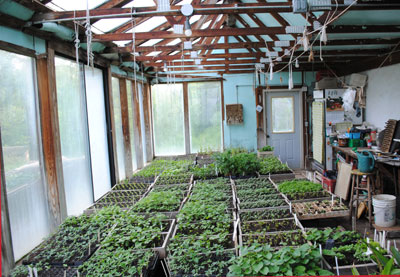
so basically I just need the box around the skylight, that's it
[46,0,106,11]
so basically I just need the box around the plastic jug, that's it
[357,151,375,173]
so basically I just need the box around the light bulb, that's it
[184,29,192,36]
[295,59,299,68]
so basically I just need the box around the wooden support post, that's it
[132,82,144,168]
[37,48,67,223]
[183,82,191,154]
[119,78,133,177]
[107,67,120,182]
[1,130,15,276]
[255,86,265,150]
[220,79,225,150]
[142,83,154,162]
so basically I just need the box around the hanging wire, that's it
[85,0,94,67]
[130,7,139,101]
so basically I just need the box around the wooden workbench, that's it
[331,145,400,195]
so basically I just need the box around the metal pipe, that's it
[29,3,400,25]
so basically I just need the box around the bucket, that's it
[372,194,396,227]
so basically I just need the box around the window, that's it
[111,77,126,180]
[126,80,137,170]
[137,83,148,161]
[84,66,112,200]
[188,82,222,153]
[271,96,295,133]
[55,57,93,215]
[152,84,185,156]
[0,50,51,260]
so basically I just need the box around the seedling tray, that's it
[322,257,377,275]
[168,233,237,257]
[155,174,193,185]
[257,169,296,181]
[240,218,299,233]
[112,182,151,191]
[240,229,307,247]
[167,248,236,277]
[238,206,292,221]
[292,199,350,220]
[129,176,156,184]
[286,191,331,202]
[238,198,289,210]
[21,265,79,277]
[174,220,236,236]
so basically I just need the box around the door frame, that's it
[263,88,304,169]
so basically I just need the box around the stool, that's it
[349,170,376,230]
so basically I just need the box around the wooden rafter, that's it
[104,38,400,54]
[92,25,400,42]
[126,48,388,62]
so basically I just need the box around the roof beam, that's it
[129,49,388,62]
[31,3,400,23]
[105,38,400,53]
[92,26,400,42]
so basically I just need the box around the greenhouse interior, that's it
[1,0,400,276]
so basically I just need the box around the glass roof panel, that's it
[92,18,130,33]
[140,39,164,46]
[46,0,106,11]
[167,39,182,46]
[127,17,167,33]
[123,0,155,8]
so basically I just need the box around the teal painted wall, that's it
[0,26,46,54]
[222,71,315,151]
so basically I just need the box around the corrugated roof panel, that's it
[92,18,130,33]
[279,13,309,26]
[254,13,282,27]
[127,17,167,33]
[334,11,400,26]
[277,34,294,41]
[140,39,163,46]
[123,0,155,8]
[239,14,260,28]
[47,0,105,11]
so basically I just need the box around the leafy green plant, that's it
[228,243,332,276]
[239,208,292,221]
[79,248,154,276]
[259,156,291,174]
[24,206,124,265]
[214,149,260,177]
[259,145,274,152]
[278,179,322,194]
[239,199,287,209]
[131,191,183,213]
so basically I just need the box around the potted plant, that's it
[257,145,274,158]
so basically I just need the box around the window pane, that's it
[0,50,51,260]
[271,97,294,133]
[111,77,126,180]
[152,84,185,156]
[126,80,137,170]
[188,82,222,153]
[138,83,147,161]
[55,57,93,215]
[84,66,111,200]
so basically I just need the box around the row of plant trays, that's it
[166,179,238,276]
[257,168,296,182]
[268,178,350,220]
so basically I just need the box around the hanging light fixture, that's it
[184,17,192,37]
[181,4,194,37]
[295,59,299,68]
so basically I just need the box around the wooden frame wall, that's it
[119,78,133,176]
[1,129,15,276]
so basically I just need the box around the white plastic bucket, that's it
[372,194,396,227]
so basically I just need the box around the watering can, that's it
[356,151,375,173]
